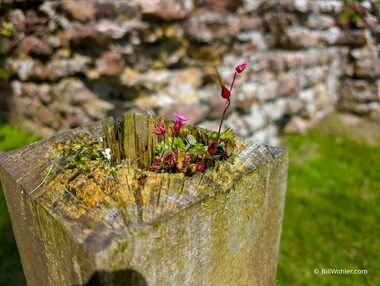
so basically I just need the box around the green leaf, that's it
[174,137,186,150]
[186,134,197,145]
[188,143,207,155]
[176,153,185,170]
[155,142,163,154]
[220,128,235,139]
[226,143,235,157]
[211,132,218,141]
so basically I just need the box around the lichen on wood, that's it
[31,113,246,230]
[0,113,287,286]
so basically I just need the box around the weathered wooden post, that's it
[0,113,287,286]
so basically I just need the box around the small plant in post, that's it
[0,53,289,286]
[149,61,249,176]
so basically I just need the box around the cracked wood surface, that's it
[0,113,287,286]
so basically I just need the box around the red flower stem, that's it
[214,70,237,149]
[229,71,237,92]
[216,98,231,145]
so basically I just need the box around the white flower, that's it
[102,148,112,161]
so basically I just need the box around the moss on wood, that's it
[0,113,287,286]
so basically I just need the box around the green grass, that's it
[0,123,39,285]
[0,123,39,152]
[277,121,380,285]
[0,185,26,285]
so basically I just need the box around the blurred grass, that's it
[0,123,39,152]
[0,185,26,285]
[0,114,379,285]
[277,114,380,285]
[0,122,39,285]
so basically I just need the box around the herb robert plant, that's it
[149,62,249,176]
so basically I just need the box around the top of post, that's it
[0,113,286,249]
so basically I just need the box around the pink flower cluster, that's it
[150,61,249,175]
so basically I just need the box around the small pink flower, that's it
[173,120,182,132]
[174,113,189,123]
[153,122,166,136]
[173,113,189,132]
[235,61,249,73]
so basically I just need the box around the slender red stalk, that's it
[216,98,231,143]
[229,72,237,92]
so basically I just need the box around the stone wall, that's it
[0,0,379,144]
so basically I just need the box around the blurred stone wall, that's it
[0,0,379,144]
